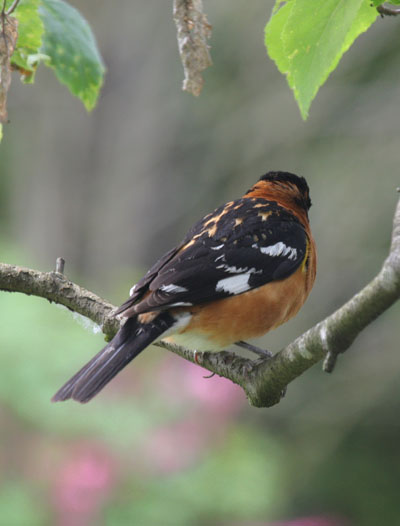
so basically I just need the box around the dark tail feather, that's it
[52,313,174,404]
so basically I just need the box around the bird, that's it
[52,171,316,403]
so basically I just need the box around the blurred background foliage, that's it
[0,1,400,525]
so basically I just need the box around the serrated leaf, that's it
[266,0,378,119]
[39,0,105,111]
[8,0,44,82]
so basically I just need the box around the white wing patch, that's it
[254,241,298,261]
[211,244,225,250]
[129,284,137,296]
[216,264,262,275]
[160,283,188,294]
[216,274,251,295]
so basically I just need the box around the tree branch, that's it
[0,1,18,123]
[5,0,20,16]
[1,194,399,408]
[173,0,212,96]
[0,262,119,336]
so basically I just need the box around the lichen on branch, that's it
[173,0,212,96]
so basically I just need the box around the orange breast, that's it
[176,260,315,349]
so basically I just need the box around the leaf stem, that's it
[6,0,20,16]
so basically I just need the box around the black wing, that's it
[115,245,183,314]
[118,197,308,315]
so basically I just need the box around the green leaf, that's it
[265,0,379,119]
[265,1,292,76]
[39,0,105,111]
[8,0,45,83]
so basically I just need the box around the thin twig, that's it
[55,257,65,275]
[0,0,17,123]
[322,350,338,373]
[6,0,20,16]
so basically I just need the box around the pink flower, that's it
[182,361,244,413]
[53,444,115,526]
[137,356,245,476]
[142,418,208,475]
[158,355,244,415]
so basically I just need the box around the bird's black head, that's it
[259,171,312,211]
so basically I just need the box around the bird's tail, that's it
[52,312,175,403]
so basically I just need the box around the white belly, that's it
[162,331,222,352]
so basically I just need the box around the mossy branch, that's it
[1,194,399,408]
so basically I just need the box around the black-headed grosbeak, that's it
[53,171,316,403]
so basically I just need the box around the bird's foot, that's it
[235,340,273,359]
[193,350,216,378]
